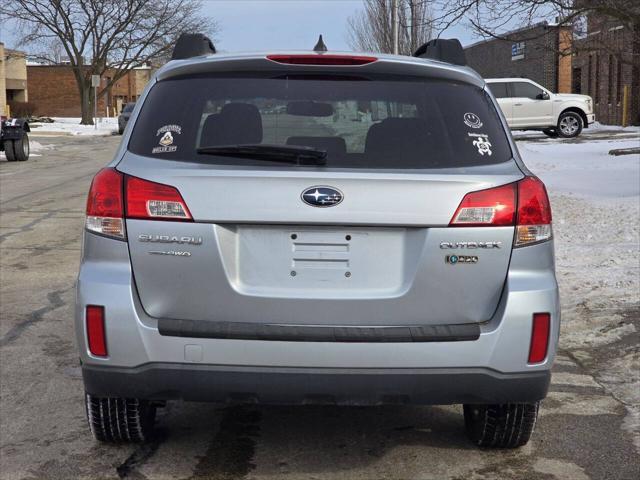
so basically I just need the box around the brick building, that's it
[26,65,151,117]
[0,43,29,117]
[465,23,574,94]
[572,16,640,125]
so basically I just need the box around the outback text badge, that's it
[301,186,343,207]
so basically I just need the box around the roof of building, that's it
[464,21,559,49]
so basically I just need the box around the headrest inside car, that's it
[200,103,263,147]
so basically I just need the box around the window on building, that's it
[511,82,545,100]
[594,54,600,104]
[587,55,594,97]
[616,59,623,104]
[572,68,582,94]
[608,55,614,104]
[487,82,509,98]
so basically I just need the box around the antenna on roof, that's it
[313,35,328,52]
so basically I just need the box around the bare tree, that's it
[1,0,216,124]
[428,0,640,68]
[347,0,434,55]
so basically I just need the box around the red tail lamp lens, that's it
[528,313,551,363]
[86,168,124,217]
[86,305,107,357]
[517,176,552,225]
[450,183,516,226]
[85,168,125,239]
[125,176,192,220]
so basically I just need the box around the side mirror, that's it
[537,92,550,100]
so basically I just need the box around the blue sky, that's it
[1,0,477,53]
[206,0,476,52]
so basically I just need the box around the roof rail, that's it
[413,38,466,66]
[171,33,216,60]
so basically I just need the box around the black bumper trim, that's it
[158,319,481,343]
[82,363,550,405]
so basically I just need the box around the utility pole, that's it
[392,0,400,54]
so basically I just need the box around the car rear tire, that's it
[557,112,583,138]
[542,128,559,138]
[85,393,157,443]
[118,127,124,135]
[463,402,539,448]
[3,133,30,161]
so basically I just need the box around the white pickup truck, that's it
[486,78,595,138]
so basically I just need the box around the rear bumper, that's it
[82,363,550,405]
[76,233,560,405]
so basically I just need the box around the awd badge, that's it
[446,255,478,265]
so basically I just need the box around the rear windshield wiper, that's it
[196,144,327,165]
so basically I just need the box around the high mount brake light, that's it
[85,169,192,240]
[450,176,552,247]
[266,54,378,66]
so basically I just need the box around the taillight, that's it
[449,176,552,247]
[450,183,516,227]
[85,169,192,240]
[515,176,552,246]
[86,168,125,238]
[125,176,192,220]
[266,54,377,66]
[86,305,107,357]
[528,313,551,363]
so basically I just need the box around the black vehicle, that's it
[1,117,30,162]
[118,102,136,135]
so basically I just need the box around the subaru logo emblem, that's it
[301,186,343,207]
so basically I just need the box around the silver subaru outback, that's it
[76,35,559,448]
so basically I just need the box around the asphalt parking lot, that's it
[0,134,638,480]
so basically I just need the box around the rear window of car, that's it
[128,74,512,169]
[123,103,136,113]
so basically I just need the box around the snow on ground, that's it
[520,136,639,200]
[28,117,118,136]
[516,128,640,448]
[512,121,640,139]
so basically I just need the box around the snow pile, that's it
[517,130,639,350]
[519,138,640,200]
[29,117,118,136]
[518,131,639,448]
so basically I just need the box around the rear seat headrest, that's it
[365,118,433,167]
[200,102,263,146]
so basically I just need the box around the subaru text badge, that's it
[301,186,343,207]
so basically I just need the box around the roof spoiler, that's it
[171,33,216,60]
[413,38,466,66]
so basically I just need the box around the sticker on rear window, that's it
[468,133,492,156]
[463,112,483,129]
[152,125,182,154]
